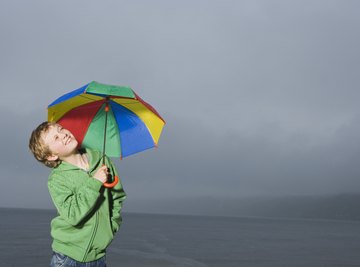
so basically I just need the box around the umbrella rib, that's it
[111,99,140,105]
[79,94,136,104]
[78,94,103,102]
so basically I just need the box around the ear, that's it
[47,154,59,161]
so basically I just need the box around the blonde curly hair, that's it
[29,121,61,168]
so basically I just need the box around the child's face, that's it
[41,124,78,161]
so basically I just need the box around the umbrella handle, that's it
[103,175,119,188]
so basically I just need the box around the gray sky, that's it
[1,0,360,211]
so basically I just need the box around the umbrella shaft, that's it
[102,98,110,164]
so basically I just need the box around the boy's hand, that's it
[93,165,109,183]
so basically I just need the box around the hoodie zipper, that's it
[82,164,99,262]
[82,211,99,262]
[60,151,100,262]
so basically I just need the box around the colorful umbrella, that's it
[48,81,166,187]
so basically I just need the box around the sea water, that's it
[1,208,360,267]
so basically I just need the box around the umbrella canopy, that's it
[48,81,166,160]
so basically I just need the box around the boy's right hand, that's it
[93,165,109,183]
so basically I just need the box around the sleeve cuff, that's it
[87,177,103,191]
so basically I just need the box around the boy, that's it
[29,121,126,267]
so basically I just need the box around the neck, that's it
[61,150,88,170]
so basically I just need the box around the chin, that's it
[70,140,79,150]
[73,141,79,149]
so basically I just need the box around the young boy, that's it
[29,121,126,267]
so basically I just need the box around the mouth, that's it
[66,136,71,145]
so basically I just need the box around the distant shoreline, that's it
[2,203,360,224]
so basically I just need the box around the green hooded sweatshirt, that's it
[48,148,126,262]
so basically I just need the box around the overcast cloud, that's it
[1,0,360,211]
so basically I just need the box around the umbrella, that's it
[47,81,166,187]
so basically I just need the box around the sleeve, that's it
[107,158,127,234]
[48,172,103,226]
